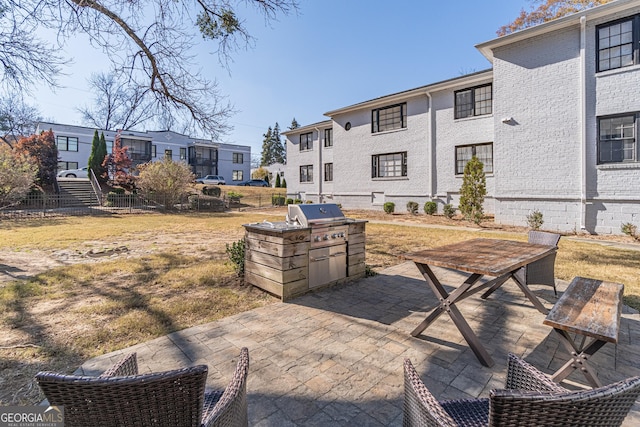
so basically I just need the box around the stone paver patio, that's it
[78,261,640,426]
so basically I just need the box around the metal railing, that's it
[88,169,103,206]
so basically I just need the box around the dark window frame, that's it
[58,161,79,170]
[164,149,172,159]
[596,15,639,73]
[300,132,313,151]
[371,152,407,178]
[151,145,157,158]
[371,103,407,133]
[324,128,333,147]
[597,113,638,164]
[180,147,187,160]
[56,136,79,152]
[232,170,244,181]
[324,163,333,182]
[454,84,493,119]
[300,164,313,182]
[233,152,243,163]
[455,143,494,175]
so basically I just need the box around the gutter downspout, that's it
[580,16,587,231]
[425,92,435,199]
[315,126,322,202]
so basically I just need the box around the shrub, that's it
[365,265,378,277]
[202,186,221,197]
[406,201,419,215]
[282,178,287,188]
[294,198,303,204]
[458,156,486,224]
[286,198,294,205]
[272,194,286,206]
[225,238,245,277]
[621,222,639,241]
[227,191,243,199]
[424,201,437,215]
[526,210,544,230]
[443,204,456,219]
[136,157,195,210]
[383,202,395,214]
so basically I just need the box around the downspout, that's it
[580,16,587,230]
[315,126,322,202]
[425,92,434,199]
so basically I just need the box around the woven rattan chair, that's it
[516,230,561,296]
[403,353,640,427]
[36,347,249,427]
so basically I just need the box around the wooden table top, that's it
[544,276,624,343]
[403,238,556,276]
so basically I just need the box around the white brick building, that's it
[38,122,251,184]
[283,0,640,235]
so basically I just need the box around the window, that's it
[300,133,312,151]
[372,103,406,133]
[58,161,78,171]
[324,163,333,182]
[597,17,637,72]
[151,145,157,158]
[324,129,333,147]
[233,170,243,181]
[598,115,636,163]
[300,165,313,182]
[455,143,493,174]
[56,136,78,152]
[164,149,172,159]
[455,84,492,119]
[372,152,407,178]
[233,152,243,163]
[180,148,186,160]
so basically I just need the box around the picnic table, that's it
[543,276,623,388]
[404,238,557,367]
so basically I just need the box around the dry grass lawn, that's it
[1,207,639,406]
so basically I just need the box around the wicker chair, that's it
[403,353,640,427]
[517,230,561,296]
[36,347,249,427]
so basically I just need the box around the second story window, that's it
[180,148,186,160]
[597,17,636,72]
[56,136,78,152]
[164,149,172,159]
[324,128,333,147]
[372,103,406,133]
[300,132,312,151]
[233,153,243,163]
[455,84,492,119]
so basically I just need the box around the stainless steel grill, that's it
[287,203,346,227]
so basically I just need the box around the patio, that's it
[77,261,640,426]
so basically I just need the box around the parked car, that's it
[195,175,226,185]
[57,166,89,178]
[238,179,269,187]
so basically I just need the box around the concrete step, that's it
[57,179,100,207]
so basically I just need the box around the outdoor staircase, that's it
[57,178,100,207]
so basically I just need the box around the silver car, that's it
[57,166,89,178]
[195,175,226,185]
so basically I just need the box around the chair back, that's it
[36,365,208,427]
[528,230,560,247]
[490,376,640,427]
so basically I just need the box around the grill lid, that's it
[287,203,346,227]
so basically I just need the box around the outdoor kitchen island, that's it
[243,204,366,301]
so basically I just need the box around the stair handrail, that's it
[89,168,103,206]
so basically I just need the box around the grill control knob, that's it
[332,233,338,238]
[314,236,321,242]
[323,234,329,240]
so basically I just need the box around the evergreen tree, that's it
[458,156,487,225]
[288,117,299,130]
[275,173,281,188]
[282,177,287,188]
[88,130,108,183]
[272,122,286,164]
[14,130,58,187]
[260,127,273,166]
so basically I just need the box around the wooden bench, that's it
[543,276,624,388]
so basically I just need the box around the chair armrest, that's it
[202,347,249,427]
[98,353,138,378]
[403,358,458,427]
[505,353,565,393]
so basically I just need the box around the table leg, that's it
[509,272,549,315]
[411,264,494,367]
[550,329,607,388]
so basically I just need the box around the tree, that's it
[260,122,286,166]
[252,166,270,181]
[136,157,194,210]
[458,156,486,225]
[2,1,298,137]
[275,173,281,188]
[288,118,300,130]
[260,126,274,166]
[13,130,58,187]
[78,71,155,131]
[0,96,42,146]
[102,131,134,189]
[498,0,611,36]
[88,130,108,183]
[0,144,38,207]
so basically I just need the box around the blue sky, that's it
[33,1,531,160]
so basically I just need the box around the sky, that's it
[31,1,532,161]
